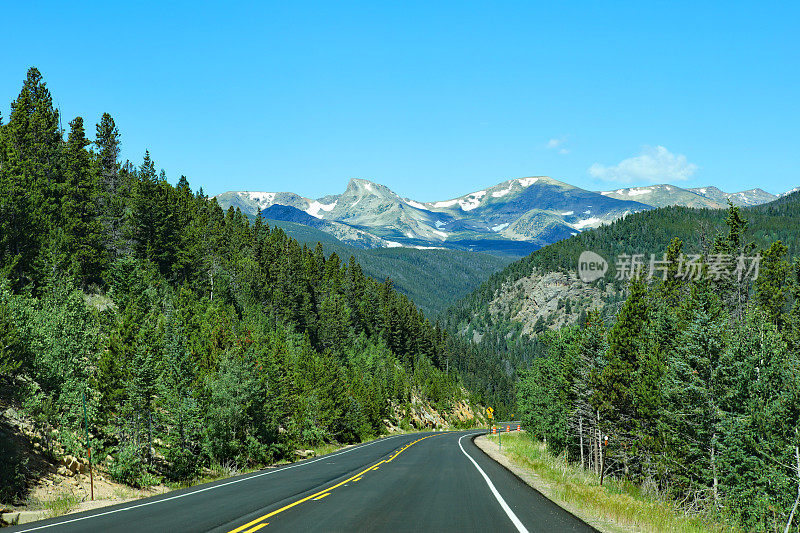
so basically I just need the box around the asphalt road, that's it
[11,430,595,533]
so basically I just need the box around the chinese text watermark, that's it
[578,251,761,282]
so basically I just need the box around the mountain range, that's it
[598,184,776,209]
[215,178,786,257]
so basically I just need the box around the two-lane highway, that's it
[10,431,594,532]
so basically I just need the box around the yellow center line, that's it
[227,434,438,532]
[312,493,330,500]
[241,524,268,533]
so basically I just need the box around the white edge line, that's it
[458,433,529,533]
[15,434,408,532]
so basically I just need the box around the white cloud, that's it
[546,136,570,154]
[588,145,697,183]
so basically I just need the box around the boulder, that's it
[294,449,316,459]
[60,455,86,474]
[2,511,49,526]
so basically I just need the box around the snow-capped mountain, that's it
[598,184,777,209]
[215,177,650,256]
[688,186,777,207]
[779,186,800,198]
[215,178,785,256]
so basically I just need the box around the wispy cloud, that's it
[546,136,570,155]
[588,145,697,183]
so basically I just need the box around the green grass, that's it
[28,493,81,518]
[485,433,734,533]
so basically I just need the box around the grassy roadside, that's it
[481,433,734,533]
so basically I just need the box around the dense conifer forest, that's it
[259,218,511,317]
[0,68,491,499]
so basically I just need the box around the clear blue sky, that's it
[2,1,798,199]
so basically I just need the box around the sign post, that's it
[498,422,501,451]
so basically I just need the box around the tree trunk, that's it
[579,416,585,470]
[711,437,719,507]
[596,409,603,481]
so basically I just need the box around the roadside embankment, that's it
[475,433,732,533]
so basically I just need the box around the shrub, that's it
[108,442,144,487]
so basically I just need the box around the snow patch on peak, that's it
[432,199,458,208]
[517,177,539,187]
[492,223,509,232]
[242,192,277,210]
[626,187,653,197]
[306,200,337,219]
[460,190,486,211]
[561,211,574,216]
[405,199,427,209]
[492,183,514,198]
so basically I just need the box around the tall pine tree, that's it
[62,116,105,285]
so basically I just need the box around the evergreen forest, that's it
[0,68,487,499]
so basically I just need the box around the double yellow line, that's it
[229,434,437,533]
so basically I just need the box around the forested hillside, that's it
[441,196,800,412]
[0,68,485,501]
[518,209,800,530]
[262,219,510,317]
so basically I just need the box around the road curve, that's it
[10,430,594,532]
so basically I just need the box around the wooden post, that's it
[88,448,93,501]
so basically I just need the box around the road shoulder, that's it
[473,435,629,533]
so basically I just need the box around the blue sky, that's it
[2,1,798,199]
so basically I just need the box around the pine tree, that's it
[0,288,27,376]
[62,116,105,285]
[718,310,800,529]
[756,241,790,329]
[95,113,127,258]
[0,68,62,286]
[598,277,647,415]
[662,280,728,505]
[131,151,179,275]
